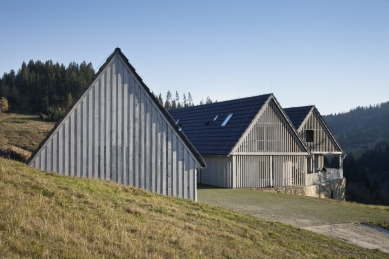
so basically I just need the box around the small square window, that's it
[306,130,314,142]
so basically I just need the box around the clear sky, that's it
[1,0,388,115]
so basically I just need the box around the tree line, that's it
[325,140,389,205]
[0,60,216,121]
[0,60,95,120]
[153,90,214,110]
[323,102,389,149]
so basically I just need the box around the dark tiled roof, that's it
[284,105,343,152]
[283,106,314,129]
[168,94,272,155]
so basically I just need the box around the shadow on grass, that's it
[1,113,46,123]
[197,183,227,190]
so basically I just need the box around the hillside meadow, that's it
[1,157,388,258]
[0,113,55,162]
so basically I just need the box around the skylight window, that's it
[213,115,219,121]
[221,113,233,127]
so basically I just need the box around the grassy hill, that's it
[1,157,388,258]
[0,113,55,162]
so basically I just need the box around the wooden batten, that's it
[232,99,309,155]
[298,108,342,153]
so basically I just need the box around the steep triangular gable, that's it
[168,94,271,155]
[296,107,342,153]
[28,49,205,197]
[230,95,309,155]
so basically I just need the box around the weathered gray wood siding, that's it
[235,100,306,153]
[232,100,308,188]
[199,100,308,188]
[298,110,339,153]
[233,155,306,188]
[199,156,232,187]
[29,53,199,200]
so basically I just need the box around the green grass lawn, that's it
[1,157,388,258]
[197,184,389,228]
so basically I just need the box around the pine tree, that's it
[171,100,177,109]
[175,91,180,108]
[183,93,187,107]
[66,93,73,109]
[164,90,172,109]
[158,93,163,106]
[187,92,193,106]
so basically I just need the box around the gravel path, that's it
[303,223,389,253]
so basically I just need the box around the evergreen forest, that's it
[323,103,389,149]
[0,60,213,120]
[0,60,94,120]
[324,104,389,205]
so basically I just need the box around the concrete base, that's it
[258,178,346,201]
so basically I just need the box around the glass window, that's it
[221,113,233,126]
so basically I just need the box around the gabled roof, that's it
[284,105,343,153]
[168,94,309,156]
[283,105,314,130]
[28,48,206,167]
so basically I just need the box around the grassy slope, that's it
[0,113,55,153]
[1,158,388,259]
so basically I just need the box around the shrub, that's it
[47,107,65,122]
[0,97,9,113]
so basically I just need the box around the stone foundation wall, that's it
[256,178,346,200]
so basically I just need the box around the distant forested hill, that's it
[323,102,389,205]
[323,102,389,150]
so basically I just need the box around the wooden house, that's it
[28,48,205,201]
[284,106,344,185]
[168,94,311,188]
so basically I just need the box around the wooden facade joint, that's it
[232,152,310,156]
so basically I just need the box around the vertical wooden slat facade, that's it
[296,108,343,172]
[199,99,309,188]
[28,49,203,201]
[299,109,339,153]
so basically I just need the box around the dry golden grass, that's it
[0,113,55,152]
[1,145,32,162]
[0,157,387,258]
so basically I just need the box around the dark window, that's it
[306,130,314,142]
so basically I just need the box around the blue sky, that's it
[1,0,388,115]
